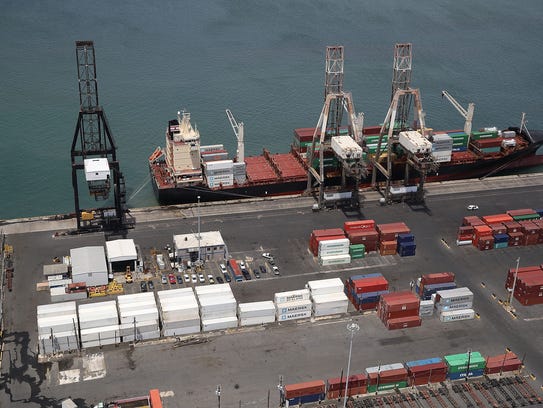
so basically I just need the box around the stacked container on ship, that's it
[306,278,348,317]
[78,300,120,348]
[344,273,389,311]
[196,285,238,331]
[283,380,326,407]
[238,301,276,326]
[435,287,475,322]
[117,292,160,342]
[274,289,312,321]
[157,288,201,336]
[37,301,79,355]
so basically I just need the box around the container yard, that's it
[0,175,543,408]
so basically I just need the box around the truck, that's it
[228,259,244,282]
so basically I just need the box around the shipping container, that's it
[228,259,243,282]
[284,380,325,399]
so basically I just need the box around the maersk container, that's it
[436,301,473,313]
[436,287,473,304]
[439,309,475,322]
[306,278,344,295]
[277,310,312,321]
[274,289,310,304]
[318,254,351,266]
[276,299,312,314]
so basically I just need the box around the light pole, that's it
[216,384,221,408]
[197,196,202,268]
[508,257,520,310]
[343,321,360,408]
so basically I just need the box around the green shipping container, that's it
[367,381,407,393]
[512,214,540,221]
[471,131,499,140]
[494,242,508,249]
[444,352,486,373]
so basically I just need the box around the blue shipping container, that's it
[287,393,325,406]
[447,369,484,381]
[399,251,416,257]
[493,233,509,243]
[405,357,442,368]
[535,209,543,217]
[397,233,415,244]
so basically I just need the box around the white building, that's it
[173,231,228,263]
[105,239,138,273]
[70,246,108,287]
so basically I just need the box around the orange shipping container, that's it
[481,214,513,224]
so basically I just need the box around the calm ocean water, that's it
[1,0,542,220]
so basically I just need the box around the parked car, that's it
[161,275,168,284]
[140,281,148,292]
[216,276,224,284]
[223,272,232,283]
[168,274,176,284]
[207,274,215,284]
[242,270,251,280]
[259,265,267,274]
[198,273,205,283]
[272,266,280,275]
[184,273,190,283]
[253,268,261,279]
[262,253,273,260]
[267,258,275,266]
[467,204,479,211]
[191,274,197,283]
[239,260,246,270]
[219,263,227,273]
[148,281,155,291]
[176,275,183,284]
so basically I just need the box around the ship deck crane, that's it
[225,109,244,162]
[441,90,474,136]
[70,41,134,233]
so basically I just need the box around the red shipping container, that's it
[382,309,420,321]
[284,380,325,399]
[311,228,345,238]
[386,315,422,330]
[473,224,493,236]
[488,223,506,234]
[344,220,376,232]
[363,241,378,252]
[421,272,455,286]
[503,221,522,233]
[347,230,379,245]
[351,277,389,294]
[367,368,408,384]
[379,240,397,250]
[359,301,379,311]
[521,234,539,246]
[519,220,539,235]
[506,208,537,217]
[458,225,474,235]
[379,291,420,313]
[462,216,486,226]
[481,214,513,224]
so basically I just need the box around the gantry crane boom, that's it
[225,109,244,162]
[441,90,474,136]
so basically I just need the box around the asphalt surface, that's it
[1,174,543,408]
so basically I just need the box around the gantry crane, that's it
[441,90,475,137]
[71,41,134,233]
[306,46,367,210]
[370,45,438,204]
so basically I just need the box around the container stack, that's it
[317,238,351,266]
[293,127,316,155]
[485,351,522,374]
[415,272,456,300]
[349,244,366,259]
[309,228,345,257]
[117,292,160,342]
[344,273,389,311]
[377,291,421,330]
[196,285,238,332]
[200,144,228,162]
[456,225,474,245]
[203,160,234,188]
[344,220,378,253]
[275,289,312,321]
[238,301,276,326]
[37,301,79,355]
[364,134,389,155]
[306,278,348,317]
[326,374,368,399]
[283,380,326,406]
[366,363,408,392]
[505,264,543,306]
[377,222,411,256]
[405,358,448,385]
[448,131,469,152]
[435,287,474,322]
[78,301,120,348]
[157,288,200,337]
[444,352,486,380]
[419,300,434,318]
[396,233,416,257]
[431,133,453,162]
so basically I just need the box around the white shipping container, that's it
[238,301,275,317]
[399,131,432,154]
[456,239,472,246]
[318,238,350,250]
[157,287,195,299]
[122,330,161,342]
[51,290,88,303]
[47,274,65,281]
[318,254,351,266]
[439,309,475,322]
[161,309,200,323]
[277,310,312,321]
[201,316,238,332]
[275,299,312,315]
[80,325,121,342]
[195,284,234,297]
[81,337,120,348]
[437,288,473,304]
[79,316,120,330]
[161,318,202,330]
[331,136,364,160]
[313,305,348,317]
[274,289,310,304]
[119,321,159,336]
[436,302,473,313]
[117,292,156,303]
[366,363,404,373]
[204,159,234,171]
[162,326,201,337]
[37,302,77,317]
[119,310,159,324]
[200,144,225,153]
[307,278,344,295]
[239,315,276,326]
[318,247,350,256]
[49,278,72,288]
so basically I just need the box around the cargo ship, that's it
[148,109,543,205]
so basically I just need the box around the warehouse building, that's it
[70,246,109,287]
[105,239,138,273]
[173,231,228,263]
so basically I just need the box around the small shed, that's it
[173,231,228,263]
[70,246,108,287]
[43,263,69,279]
[105,239,138,273]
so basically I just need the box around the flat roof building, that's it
[173,231,228,263]
[105,239,138,273]
[70,246,108,287]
